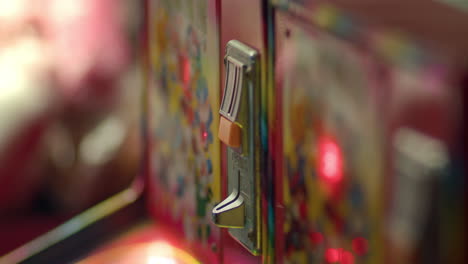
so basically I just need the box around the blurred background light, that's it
[318,135,344,185]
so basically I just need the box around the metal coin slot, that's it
[212,40,261,255]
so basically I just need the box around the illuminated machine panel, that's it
[147,1,220,262]
[275,14,385,263]
[274,1,466,263]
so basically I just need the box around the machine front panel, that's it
[275,14,385,263]
[147,0,221,262]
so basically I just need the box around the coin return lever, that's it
[212,40,261,255]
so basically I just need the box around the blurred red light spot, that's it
[325,248,340,263]
[318,136,343,184]
[352,237,368,256]
[202,131,208,140]
[341,251,355,264]
[309,231,324,246]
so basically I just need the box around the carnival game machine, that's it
[143,0,467,263]
[1,0,466,263]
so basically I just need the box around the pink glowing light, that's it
[318,136,344,184]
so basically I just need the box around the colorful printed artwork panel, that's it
[277,18,385,264]
[148,0,220,261]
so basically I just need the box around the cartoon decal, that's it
[149,0,219,248]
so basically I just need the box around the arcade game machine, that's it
[143,1,467,263]
[1,0,466,263]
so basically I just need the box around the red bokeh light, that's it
[352,237,368,256]
[325,248,340,263]
[317,135,343,184]
[341,251,355,264]
[309,231,324,246]
[325,248,356,264]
